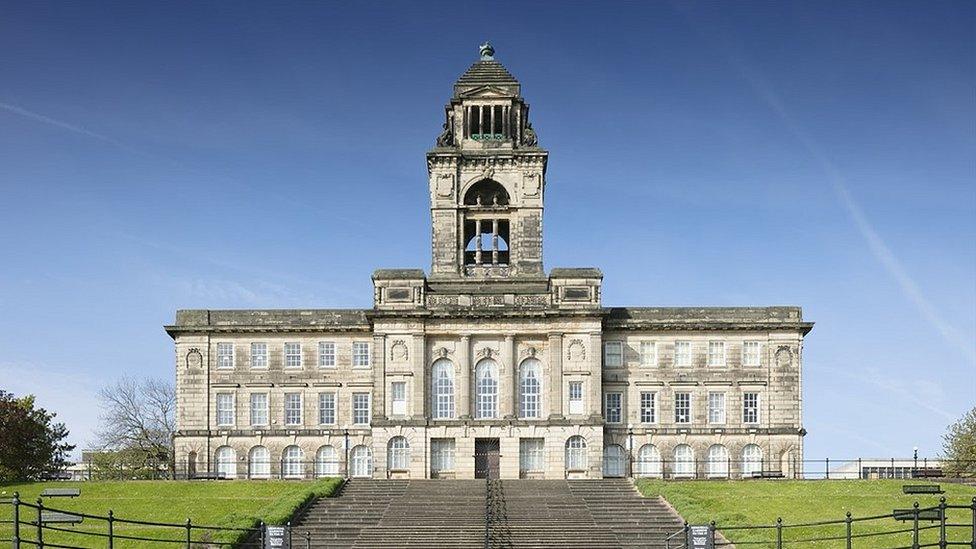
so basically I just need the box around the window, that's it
[707,445,730,478]
[431,359,455,419]
[673,444,695,477]
[248,446,270,479]
[603,444,626,477]
[391,382,407,416]
[636,444,662,477]
[742,444,763,477]
[708,341,726,367]
[565,436,587,471]
[475,359,498,419]
[674,341,691,367]
[743,341,761,367]
[318,342,336,368]
[431,439,455,474]
[217,343,234,369]
[743,392,760,424]
[250,343,268,369]
[284,393,302,426]
[284,342,302,369]
[352,392,371,425]
[215,446,236,478]
[249,393,268,426]
[639,391,657,424]
[318,393,336,425]
[352,342,371,368]
[604,392,623,424]
[387,436,410,471]
[350,445,371,477]
[519,358,542,419]
[603,341,623,368]
[568,381,584,415]
[674,392,691,424]
[315,445,338,477]
[640,341,657,367]
[216,393,234,427]
[708,392,726,424]
[282,446,303,478]
[519,438,545,474]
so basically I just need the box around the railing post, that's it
[710,521,717,547]
[36,498,43,549]
[939,497,947,549]
[826,457,830,480]
[260,521,266,548]
[305,530,311,549]
[288,521,293,548]
[108,509,115,549]
[11,492,20,549]
[858,457,862,479]
[185,518,192,549]
[970,497,976,549]
[846,511,852,549]
[776,517,783,549]
[913,502,920,549]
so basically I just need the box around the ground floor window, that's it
[282,445,304,478]
[519,438,545,474]
[565,436,587,471]
[742,444,763,476]
[636,444,662,477]
[351,445,372,477]
[316,445,338,477]
[603,444,626,477]
[707,444,730,478]
[215,446,236,479]
[388,436,410,471]
[673,444,694,477]
[431,438,455,474]
[249,446,270,479]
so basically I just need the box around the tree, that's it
[96,377,176,479]
[0,390,75,482]
[942,406,976,478]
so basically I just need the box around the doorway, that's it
[474,438,500,479]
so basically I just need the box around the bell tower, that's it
[427,43,548,280]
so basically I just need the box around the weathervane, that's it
[480,41,495,60]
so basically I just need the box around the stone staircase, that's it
[289,478,685,548]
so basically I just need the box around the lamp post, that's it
[628,427,634,477]
[913,446,919,476]
[344,429,350,479]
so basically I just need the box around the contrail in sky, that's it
[0,101,138,153]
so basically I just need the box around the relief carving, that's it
[566,339,586,363]
[390,340,409,363]
[185,348,202,370]
[775,346,793,368]
[522,172,541,197]
[435,173,455,198]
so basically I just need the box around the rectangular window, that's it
[743,392,760,424]
[604,392,623,424]
[674,341,691,367]
[431,439,455,474]
[216,343,234,369]
[568,381,584,415]
[352,342,371,368]
[639,391,657,424]
[352,392,371,425]
[603,341,623,368]
[639,341,657,367]
[743,341,761,367]
[708,392,726,424]
[249,343,268,369]
[249,393,268,426]
[675,392,691,424]
[284,393,302,426]
[216,393,234,426]
[318,392,336,425]
[708,341,726,367]
[519,438,545,474]
[391,382,407,416]
[318,342,336,368]
[284,343,302,369]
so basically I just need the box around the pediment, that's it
[457,85,517,99]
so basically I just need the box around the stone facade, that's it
[167,44,812,480]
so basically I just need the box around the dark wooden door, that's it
[474,438,500,479]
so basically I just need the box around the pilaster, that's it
[458,335,471,419]
[548,333,563,418]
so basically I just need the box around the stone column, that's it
[372,334,386,420]
[548,333,563,419]
[458,335,471,419]
[589,331,603,418]
[502,335,515,419]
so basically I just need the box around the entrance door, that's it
[474,438,500,479]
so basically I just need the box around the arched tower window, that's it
[463,180,511,268]
[475,359,499,419]
[431,358,455,419]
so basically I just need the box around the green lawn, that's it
[0,478,343,548]
[637,479,976,548]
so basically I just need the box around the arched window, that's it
[636,444,662,478]
[187,451,198,478]
[315,445,338,477]
[249,446,270,479]
[475,359,498,419]
[463,179,510,206]
[707,445,730,478]
[282,445,304,479]
[742,444,763,477]
[350,445,372,478]
[388,437,410,471]
[603,444,626,477]
[565,436,587,472]
[519,358,542,419]
[215,446,236,479]
[431,359,455,419]
[463,180,511,267]
[673,444,695,477]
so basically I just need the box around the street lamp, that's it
[628,427,634,477]
[913,446,919,475]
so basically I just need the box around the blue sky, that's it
[1,1,973,461]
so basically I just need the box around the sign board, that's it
[687,524,714,549]
[265,525,290,549]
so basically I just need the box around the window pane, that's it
[391,382,407,416]
[604,392,622,424]
[318,342,336,368]
[708,341,725,367]
[250,393,268,426]
[675,341,691,367]
[708,392,726,424]
[743,342,761,367]
[475,359,498,419]
[604,342,623,368]
[640,392,656,424]
[640,341,656,367]
[217,343,234,369]
[353,342,371,367]
[285,343,302,368]
[250,343,267,369]
[353,393,371,425]
[431,359,455,419]
[284,393,302,426]
[216,394,234,426]
[743,392,760,424]
[675,393,691,424]
[318,393,335,425]
[519,359,541,419]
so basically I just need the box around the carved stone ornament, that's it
[519,346,538,360]
[566,339,586,363]
[186,348,202,369]
[434,347,451,359]
[775,346,793,368]
[476,347,498,360]
[522,173,541,197]
[480,158,496,180]
[435,173,454,197]
[522,122,538,147]
[390,340,409,363]
[435,112,454,147]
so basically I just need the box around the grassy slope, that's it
[637,480,976,547]
[0,478,342,548]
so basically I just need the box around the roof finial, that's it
[479,41,495,61]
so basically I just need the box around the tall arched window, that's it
[707,444,730,478]
[603,444,626,477]
[565,436,587,472]
[742,444,763,477]
[249,446,270,479]
[388,437,410,471]
[282,445,304,479]
[673,444,695,477]
[350,445,372,478]
[636,444,662,478]
[431,359,455,419]
[215,446,236,479]
[315,445,338,477]
[475,359,498,419]
[519,358,542,419]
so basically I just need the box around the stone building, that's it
[166,44,812,481]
